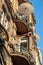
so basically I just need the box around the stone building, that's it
[0,0,42,65]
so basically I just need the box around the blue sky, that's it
[29,0,43,64]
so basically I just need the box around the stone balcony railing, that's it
[9,44,33,63]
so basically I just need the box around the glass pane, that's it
[21,42,27,48]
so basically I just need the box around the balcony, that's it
[14,17,33,35]
[9,44,32,65]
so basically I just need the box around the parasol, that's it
[18,3,34,16]
[35,34,40,40]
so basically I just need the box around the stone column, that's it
[12,0,18,14]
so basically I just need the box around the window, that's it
[20,37,28,52]
[0,11,4,24]
[14,37,28,53]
